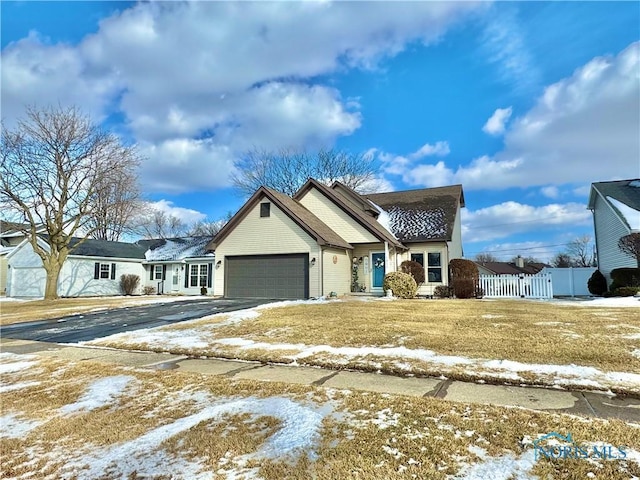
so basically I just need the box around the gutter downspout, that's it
[384,242,390,277]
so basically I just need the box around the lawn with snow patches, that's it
[86,298,640,394]
[1,354,638,479]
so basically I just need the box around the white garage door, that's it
[9,267,46,298]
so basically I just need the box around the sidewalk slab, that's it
[37,346,186,367]
[442,382,577,410]
[176,358,259,376]
[0,339,66,355]
[234,365,333,385]
[581,392,640,423]
[324,371,442,397]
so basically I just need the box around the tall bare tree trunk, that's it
[42,255,65,300]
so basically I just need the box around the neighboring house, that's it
[210,179,465,299]
[588,179,640,280]
[6,236,215,298]
[476,258,548,276]
[138,236,215,295]
[0,221,31,294]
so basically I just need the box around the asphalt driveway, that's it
[0,298,275,343]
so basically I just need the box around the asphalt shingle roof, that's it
[364,185,464,243]
[68,238,147,259]
[591,179,640,211]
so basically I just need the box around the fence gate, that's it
[479,273,553,299]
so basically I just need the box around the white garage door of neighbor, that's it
[9,267,46,298]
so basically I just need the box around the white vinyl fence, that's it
[479,273,553,299]
[539,267,596,297]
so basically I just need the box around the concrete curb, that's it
[2,338,638,422]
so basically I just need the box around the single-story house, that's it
[209,179,465,299]
[0,221,31,294]
[588,179,640,280]
[6,236,214,298]
[476,258,548,276]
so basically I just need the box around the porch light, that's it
[310,257,316,266]
[215,260,222,269]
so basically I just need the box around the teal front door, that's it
[372,252,385,288]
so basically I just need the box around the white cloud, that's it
[482,107,512,135]
[1,1,484,193]
[147,200,206,225]
[468,241,561,263]
[393,41,640,191]
[408,141,450,159]
[540,186,560,199]
[462,201,592,243]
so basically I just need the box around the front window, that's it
[100,263,110,279]
[411,253,424,266]
[190,264,209,287]
[154,265,163,280]
[427,252,442,283]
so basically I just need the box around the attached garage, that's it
[8,266,46,298]
[225,254,309,299]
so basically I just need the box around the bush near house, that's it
[400,260,425,286]
[383,272,417,299]
[587,270,608,296]
[609,268,640,290]
[434,285,454,298]
[449,259,479,299]
[119,274,140,296]
[142,286,156,295]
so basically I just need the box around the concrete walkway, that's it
[2,338,638,423]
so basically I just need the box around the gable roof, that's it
[295,179,405,249]
[208,186,352,251]
[136,236,215,261]
[588,179,640,231]
[67,237,147,259]
[364,185,464,243]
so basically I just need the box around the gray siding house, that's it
[588,179,640,281]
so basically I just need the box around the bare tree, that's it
[231,147,379,197]
[136,209,187,239]
[187,213,232,237]
[566,235,596,267]
[618,233,640,267]
[474,253,499,263]
[551,253,573,268]
[85,164,142,241]
[1,105,142,299]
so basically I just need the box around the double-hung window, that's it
[189,264,209,287]
[427,252,442,283]
[154,265,163,280]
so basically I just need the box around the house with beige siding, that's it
[210,179,465,298]
[588,179,640,281]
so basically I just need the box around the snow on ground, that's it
[0,412,43,439]
[542,297,640,308]
[452,445,536,480]
[85,298,640,392]
[61,376,136,414]
[0,352,39,374]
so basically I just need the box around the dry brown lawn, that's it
[1,354,638,479]
[0,296,189,325]
[90,298,640,393]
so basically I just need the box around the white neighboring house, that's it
[6,235,215,298]
[588,179,640,281]
[138,237,215,295]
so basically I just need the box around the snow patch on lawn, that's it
[452,445,537,480]
[544,297,640,308]
[61,376,136,414]
[0,413,43,439]
[58,396,332,479]
[0,381,41,393]
[0,352,38,374]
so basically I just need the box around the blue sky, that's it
[2,1,639,261]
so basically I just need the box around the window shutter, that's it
[184,266,189,288]
[150,266,154,280]
[110,263,116,280]
[207,263,213,288]
[94,262,100,280]
[162,265,167,280]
